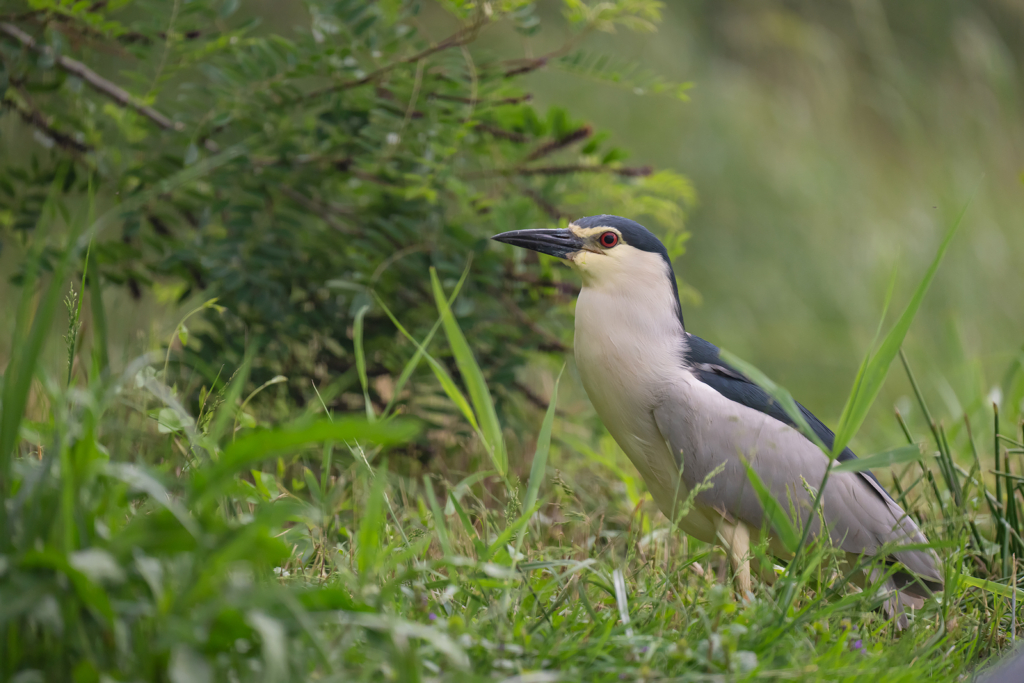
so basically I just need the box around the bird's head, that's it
[493,214,677,286]
[492,214,685,325]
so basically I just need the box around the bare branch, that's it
[506,272,580,297]
[502,294,569,353]
[278,186,356,234]
[514,380,569,417]
[467,164,652,179]
[525,125,592,162]
[431,93,532,108]
[302,20,485,101]
[0,21,182,131]
[520,187,566,220]
[2,85,91,154]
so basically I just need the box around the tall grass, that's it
[1,205,1023,681]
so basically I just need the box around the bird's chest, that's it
[573,287,685,460]
[575,292,668,407]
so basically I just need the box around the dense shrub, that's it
[0,0,692,439]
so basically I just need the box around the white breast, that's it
[571,249,718,540]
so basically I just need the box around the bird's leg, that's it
[751,557,778,586]
[716,519,752,600]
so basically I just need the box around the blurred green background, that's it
[513,1,1024,442]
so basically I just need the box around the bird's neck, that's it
[573,265,687,389]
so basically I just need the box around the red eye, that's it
[599,231,619,248]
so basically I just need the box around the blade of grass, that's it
[831,197,972,457]
[353,304,376,422]
[515,367,563,558]
[422,475,452,557]
[357,462,388,577]
[743,461,800,554]
[375,297,484,442]
[717,352,828,453]
[448,492,485,557]
[831,444,924,474]
[88,265,109,378]
[776,194,970,619]
[430,267,507,478]
[232,375,287,439]
[376,263,471,420]
[961,574,1024,600]
[1,166,72,519]
[193,417,419,503]
[163,298,224,385]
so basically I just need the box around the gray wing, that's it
[653,377,942,589]
[683,333,892,500]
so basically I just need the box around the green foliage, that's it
[3,2,1024,681]
[3,235,1024,679]
[0,0,693,449]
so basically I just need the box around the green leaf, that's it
[486,501,541,562]
[376,295,484,440]
[1,167,74,489]
[831,445,925,474]
[334,612,469,670]
[831,198,972,457]
[743,461,800,554]
[246,610,287,680]
[522,369,560,518]
[430,267,506,477]
[194,417,418,502]
[357,468,387,576]
[960,575,1024,599]
[515,367,563,556]
[378,266,471,419]
[168,644,213,683]
[422,475,452,557]
[104,462,202,538]
[353,304,375,422]
[19,550,115,625]
[447,491,485,556]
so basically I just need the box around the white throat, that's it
[571,245,686,438]
[571,246,696,525]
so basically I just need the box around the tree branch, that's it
[525,125,592,162]
[502,294,569,353]
[278,186,356,234]
[520,187,566,220]
[301,20,485,102]
[506,272,580,297]
[0,21,183,131]
[2,85,91,154]
[467,164,652,179]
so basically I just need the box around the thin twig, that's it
[524,125,592,162]
[146,0,181,94]
[507,273,579,297]
[520,187,566,220]
[302,21,485,102]
[467,164,652,179]
[513,380,569,418]
[431,93,531,107]
[278,186,356,234]
[0,21,182,131]
[1,91,91,154]
[475,123,529,143]
[502,294,568,353]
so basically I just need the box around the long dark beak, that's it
[491,228,584,260]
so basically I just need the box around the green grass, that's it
[2,208,1023,682]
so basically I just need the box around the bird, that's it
[492,214,942,628]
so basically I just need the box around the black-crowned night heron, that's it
[493,214,942,627]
